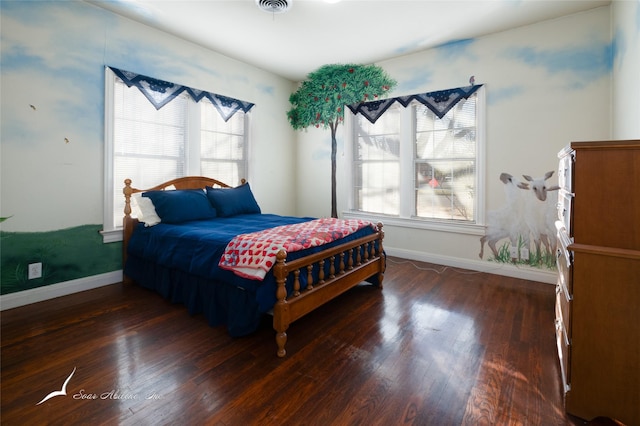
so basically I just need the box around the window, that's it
[348,86,485,232]
[200,100,248,184]
[353,104,402,216]
[102,68,251,241]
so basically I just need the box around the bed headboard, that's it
[122,176,245,281]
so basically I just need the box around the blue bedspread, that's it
[124,214,379,336]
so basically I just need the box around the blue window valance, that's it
[348,84,483,124]
[109,67,254,121]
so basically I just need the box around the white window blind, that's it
[112,79,189,229]
[200,100,247,185]
[353,104,401,215]
[414,95,477,221]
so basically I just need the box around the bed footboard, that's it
[272,223,385,357]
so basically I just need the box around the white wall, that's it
[295,6,614,280]
[612,0,640,139]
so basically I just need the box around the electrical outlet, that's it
[28,262,42,279]
[509,246,518,259]
[521,248,530,261]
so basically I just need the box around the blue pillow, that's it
[142,189,216,223]
[206,183,261,217]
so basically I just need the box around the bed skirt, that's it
[125,255,264,336]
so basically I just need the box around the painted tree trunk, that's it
[330,121,338,218]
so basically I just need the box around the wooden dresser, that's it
[555,140,640,425]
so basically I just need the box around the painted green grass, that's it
[489,237,557,270]
[1,225,121,295]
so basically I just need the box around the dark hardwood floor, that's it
[2,257,587,425]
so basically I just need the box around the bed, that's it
[122,176,385,357]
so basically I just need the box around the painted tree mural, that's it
[287,64,396,218]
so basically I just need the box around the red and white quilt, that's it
[218,218,375,280]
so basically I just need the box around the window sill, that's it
[342,211,485,236]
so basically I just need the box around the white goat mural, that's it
[480,171,560,268]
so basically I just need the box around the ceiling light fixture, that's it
[256,0,292,14]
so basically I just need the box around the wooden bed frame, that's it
[122,176,386,357]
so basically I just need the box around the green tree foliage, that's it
[287,64,396,217]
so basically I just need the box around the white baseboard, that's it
[384,247,556,285]
[0,271,123,311]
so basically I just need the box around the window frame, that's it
[101,68,251,242]
[343,86,486,235]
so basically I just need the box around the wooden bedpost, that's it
[376,222,385,289]
[122,179,135,284]
[273,250,290,357]
[123,179,133,218]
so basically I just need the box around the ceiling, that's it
[87,0,611,81]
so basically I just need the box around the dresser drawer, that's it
[556,223,573,295]
[555,319,571,394]
[555,283,571,339]
[557,251,573,296]
[558,146,574,192]
[557,189,574,234]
